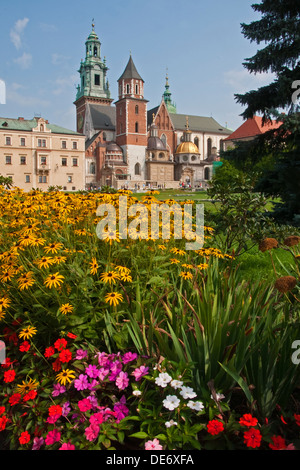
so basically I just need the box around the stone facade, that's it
[0,117,85,191]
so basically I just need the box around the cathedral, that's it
[74,24,232,190]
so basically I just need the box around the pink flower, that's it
[132,365,149,381]
[122,352,138,363]
[145,438,163,450]
[78,398,92,412]
[85,422,100,441]
[45,429,61,446]
[85,364,100,379]
[115,371,129,390]
[59,442,75,450]
[90,412,104,426]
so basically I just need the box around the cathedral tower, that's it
[115,55,148,180]
[74,23,113,133]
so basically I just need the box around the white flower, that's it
[170,379,183,389]
[163,395,180,410]
[155,372,172,388]
[187,400,204,411]
[165,419,178,428]
[210,393,225,402]
[179,386,197,399]
[132,390,142,396]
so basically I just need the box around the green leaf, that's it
[129,431,149,439]
[219,362,253,404]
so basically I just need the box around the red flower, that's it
[239,413,258,427]
[207,419,224,435]
[45,346,55,358]
[294,414,300,426]
[54,338,67,351]
[23,390,37,402]
[0,415,8,431]
[3,369,16,383]
[19,431,31,445]
[0,406,5,415]
[269,435,286,450]
[59,348,72,363]
[1,357,15,368]
[244,428,262,448]
[19,341,31,352]
[67,332,77,339]
[52,357,62,371]
[48,404,62,417]
[9,393,21,406]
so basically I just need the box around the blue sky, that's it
[0,0,274,132]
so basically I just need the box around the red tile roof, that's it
[224,115,282,141]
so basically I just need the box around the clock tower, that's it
[74,23,113,133]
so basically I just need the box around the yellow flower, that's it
[19,325,37,340]
[104,292,124,307]
[44,272,65,289]
[0,297,10,312]
[18,272,35,291]
[16,378,39,395]
[36,256,55,269]
[59,303,74,315]
[44,242,64,254]
[119,273,132,283]
[180,271,193,280]
[100,271,120,285]
[90,257,99,275]
[169,258,180,264]
[56,369,76,385]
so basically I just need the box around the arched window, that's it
[135,84,139,94]
[194,137,199,149]
[135,122,139,133]
[135,105,139,114]
[204,167,210,180]
[126,84,130,94]
[207,138,212,157]
[161,133,167,148]
[135,163,141,175]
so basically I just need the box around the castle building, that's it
[74,24,232,190]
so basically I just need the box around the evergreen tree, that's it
[228,0,300,225]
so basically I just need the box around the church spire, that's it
[163,69,177,114]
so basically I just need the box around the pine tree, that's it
[235,0,300,120]
[229,0,300,225]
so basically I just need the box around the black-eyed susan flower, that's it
[0,297,10,312]
[104,292,123,307]
[59,303,74,315]
[44,242,64,254]
[44,272,64,289]
[169,258,180,264]
[100,271,120,285]
[90,257,99,275]
[56,369,76,386]
[119,273,132,283]
[35,256,55,269]
[52,255,67,265]
[180,271,193,280]
[18,272,35,291]
[19,325,37,340]
[16,378,39,395]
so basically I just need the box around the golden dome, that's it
[175,141,200,154]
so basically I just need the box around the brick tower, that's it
[115,55,148,181]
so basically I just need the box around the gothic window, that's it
[135,105,139,114]
[134,163,141,175]
[194,137,199,148]
[161,134,167,147]
[207,138,212,157]
[135,122,139,133]
[135,84,139,94]
[126,84,130,94]
[204,167,210,180]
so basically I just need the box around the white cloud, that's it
[52,74,77,95]
[7,88,50,108]
[10,18,29,49]
[14,52,32,69]
[223,68,275,94]
[51,53,70,66]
